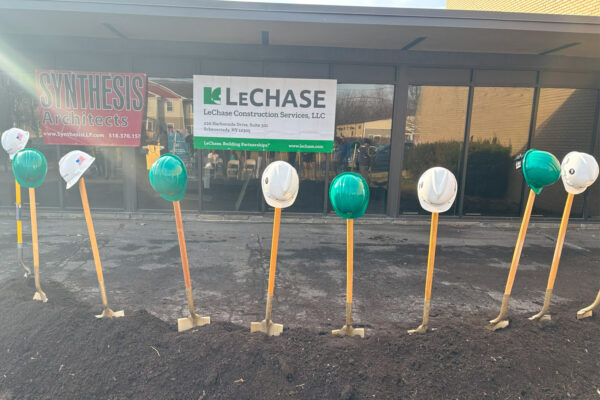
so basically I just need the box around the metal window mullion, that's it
[520,72,540,218]
[386,65,407,217]
[457,70,475,217]
[583,88,600,220]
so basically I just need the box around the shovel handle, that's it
[504,189,535,296]
[347,219,354,304]
[424,213,439,301]
[15,180,23,244]
[546,193,573,291]
[79,178,105,285]
[267,207,281,296]
[29,188,39,269]
[173,201,192,290]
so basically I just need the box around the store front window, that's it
[463,87,534,216]
[531,88,597,217]
[330,84,394,214]
[401,85,469,215]
[138,78,198,210]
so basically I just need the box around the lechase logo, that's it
[204,87,221,105]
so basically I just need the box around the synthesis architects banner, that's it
[193,75,336,152]
[36,69,146,146]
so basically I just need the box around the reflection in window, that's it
[532,89,597,218]
[463,87,534,216]
[332,84,394,214]
[139,78,198,210]
[401,86,468,214]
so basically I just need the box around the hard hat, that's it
[560,151,599,195]
[261,161,299,209]
[58,150,96,190]
[149,154,187,202]
[12,148,47,188]
[417,167,457,213]
[1,128,29,160]
[522,149,560,194]
[329,172,370,219]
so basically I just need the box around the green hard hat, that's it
[12,148,47,188]
[329,172,370,219]
[148,154,187,202]
[522,149,560,194]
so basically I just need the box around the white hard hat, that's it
[59,150,96,189]
[560,151,599,195]
[262,161,299,208]
[417,167,457,213]
[1,128,29,160]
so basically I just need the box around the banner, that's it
[36,69,146,146]
[193,75,336,152]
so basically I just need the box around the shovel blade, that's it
[577,309,593,320]
[178,314,210,332]
[96,308,124,319]
[33,290,48,303]
[407,324,428,334]
[250,319,283,336]
[487,320,509,331]
[332,325,365,338]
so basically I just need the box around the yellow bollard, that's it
[251,207,284,336]
[15,180,31,278]
[408,212,439,334]
[29,188,47,302]
[529,193,573,321]
[173,200,209,331]
[488,189,536,330]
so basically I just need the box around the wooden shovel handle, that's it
[79,178,105,284]
[424,213,439,301]
[267,207,281,296]
[546,193,574,290]
[504,189,535,295]
[173,201,192,289]
[347,219,354,304]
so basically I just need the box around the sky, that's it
[226,0,446,8]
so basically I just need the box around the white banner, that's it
[193,75,337,152]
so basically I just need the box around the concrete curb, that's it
[1,208,599,229]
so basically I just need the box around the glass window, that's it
[138,78,198,210]
[330,84,394,214]
[401,85,469,215]
[532,89,597,218]
[63,146,125,210]
[463,87,534,216]
[3,75,61,209]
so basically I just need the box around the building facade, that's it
[0,1,599,219]
[447,0,600,16]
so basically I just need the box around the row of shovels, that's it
[4,134,600,336]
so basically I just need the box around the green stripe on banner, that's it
[194,137,333,153]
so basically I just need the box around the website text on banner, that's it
[35,70,147,146]
[193,76,337,153]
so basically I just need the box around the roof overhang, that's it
[0,0,599,58]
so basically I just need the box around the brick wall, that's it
[446,0,600,16]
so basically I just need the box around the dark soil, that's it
[1,278,599,400]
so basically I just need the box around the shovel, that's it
[15,180,31,278]
[408,212,439,334]
[488,189,536,331]
[79,178,123,318]
[529,193,573,322]
[173,200,210,332]
[332,219,364,338]
[251,207,284,336]
[577,290,600,319]
[29,188,47,302]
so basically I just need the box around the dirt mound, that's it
[1,278,599,399]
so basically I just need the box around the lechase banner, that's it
[193,75,336,152]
